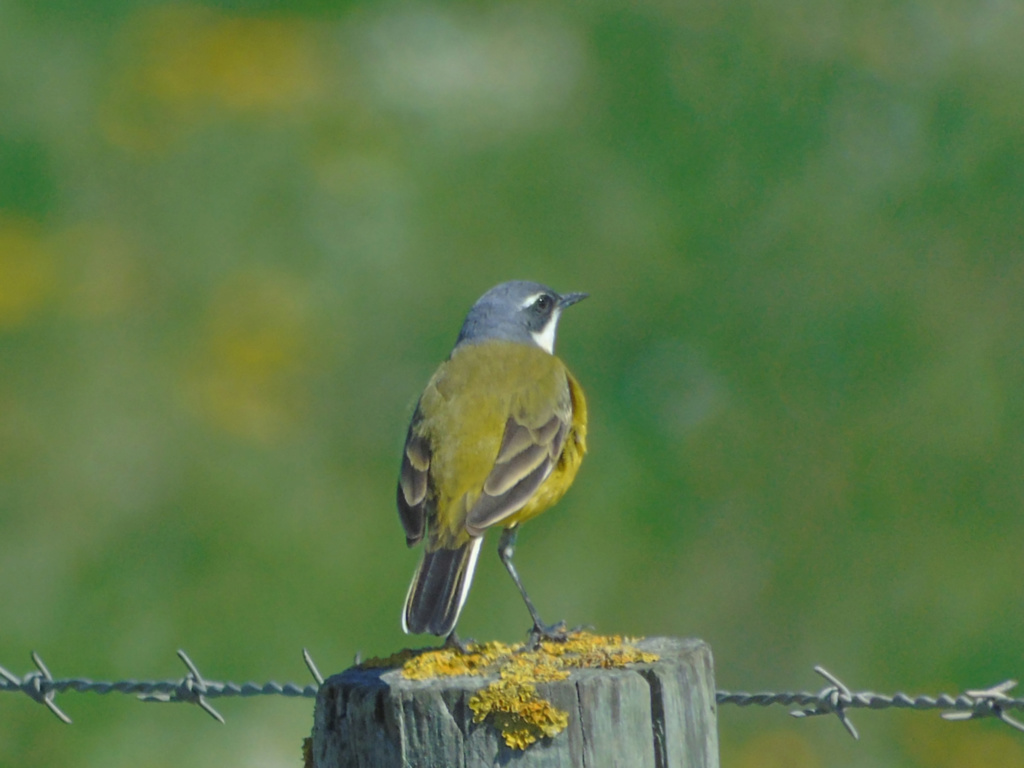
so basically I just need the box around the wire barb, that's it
[303,648,324,687]
[789,665,860,740]
[138,650,225,724]
[0,652,73,724]
[942,680,1024,733]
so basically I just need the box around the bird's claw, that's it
[528,620,571,649]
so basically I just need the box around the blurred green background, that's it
[1,1,1022,766]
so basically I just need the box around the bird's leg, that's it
[443,629,474,654]
[497,526,568,648]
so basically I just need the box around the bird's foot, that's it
[527,620,571,650]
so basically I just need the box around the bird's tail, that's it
[402,537,483,636]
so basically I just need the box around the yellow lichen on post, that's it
[401,641,514,680]
[543,633,661,669]
[467,633,659,748]
[363,632,660,750]
[469,676,569,749]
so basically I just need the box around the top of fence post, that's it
[309,634,719,768]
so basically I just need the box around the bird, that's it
[397,280,588,648]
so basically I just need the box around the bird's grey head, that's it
[455,280,588,354]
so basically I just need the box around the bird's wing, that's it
[397,407,430,547]
[464,378,572,536]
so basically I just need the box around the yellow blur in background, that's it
[1,1,1023,766]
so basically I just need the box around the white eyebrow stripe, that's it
[519,292,546,308]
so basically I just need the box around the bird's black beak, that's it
[558,292,588,309]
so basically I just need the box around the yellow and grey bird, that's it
[397,280,588,647]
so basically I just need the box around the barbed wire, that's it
[2,649,1022,740]
[0,648,322,725]
[718,666,1024,739]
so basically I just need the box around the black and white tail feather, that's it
[401,538,483,636]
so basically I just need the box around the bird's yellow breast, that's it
[414,341,587,545]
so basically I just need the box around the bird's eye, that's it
[534,294,554,313]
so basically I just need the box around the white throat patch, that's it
[531,311,560,354]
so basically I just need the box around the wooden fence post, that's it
[309,636,718,768]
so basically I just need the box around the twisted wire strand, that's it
[715,690,1024,711]
[2,651,1022,736]
[717,668,1024,739]
[0,648,323,724]
[0,678,321,699]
